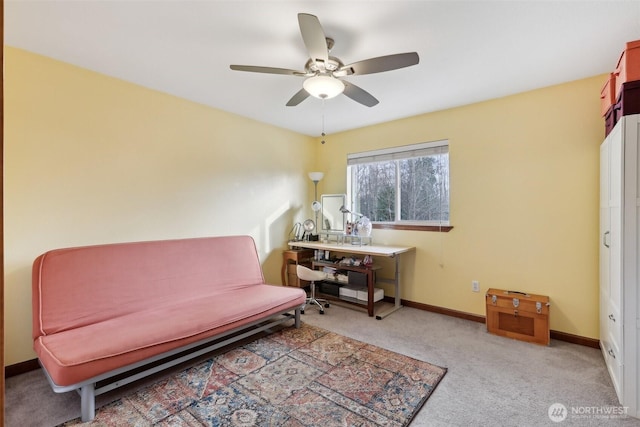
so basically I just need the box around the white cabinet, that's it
[600,114,640,417]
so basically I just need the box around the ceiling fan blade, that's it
[343,82,379,107]
[340,52,419,76]
[230,65,306,76]
[298,13,329,66]
[286,88,310,106]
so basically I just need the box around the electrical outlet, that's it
[472,280,480,292]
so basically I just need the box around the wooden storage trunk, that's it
[486,288,550,346]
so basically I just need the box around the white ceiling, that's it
[6,1,640,136]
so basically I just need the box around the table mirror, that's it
[321,194,346,232]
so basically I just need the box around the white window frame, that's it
[347,139,450,227]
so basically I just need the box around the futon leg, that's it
[295,307,301,328]
[80,383,96,422]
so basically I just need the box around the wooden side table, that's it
[281,249,315,287]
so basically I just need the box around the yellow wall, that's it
[316,75,605,339]
[4,45,605,365]
[4,47,316,365]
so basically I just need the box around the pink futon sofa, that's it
[32,235,306,421]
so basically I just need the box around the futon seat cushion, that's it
[35,284,305,386]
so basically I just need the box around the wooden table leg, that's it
[281,251,296,286]
[281,258,288,286]
[367,267,374,316]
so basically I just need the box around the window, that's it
[347,140,450,230]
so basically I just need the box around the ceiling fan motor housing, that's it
[305,57,342,74]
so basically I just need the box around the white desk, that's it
[288,241,415,319]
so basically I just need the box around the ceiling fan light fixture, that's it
[303,75,345,99]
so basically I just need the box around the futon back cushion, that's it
[33,235,265,338]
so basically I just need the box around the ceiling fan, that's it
[230,13,419,107]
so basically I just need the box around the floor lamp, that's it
[308,172,324,236]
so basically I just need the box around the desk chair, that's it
[296,265,330,315]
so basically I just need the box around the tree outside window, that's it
[347,141,449,226]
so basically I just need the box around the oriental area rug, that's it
[61,323,446,426]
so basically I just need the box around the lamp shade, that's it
[308,171,324,182]
[303,76,345,99]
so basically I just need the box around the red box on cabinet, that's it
[614,40,640,99]
[601,73,617,116]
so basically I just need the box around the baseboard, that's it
[400,298,486,323]
[5,358,39,378]
[549,330,600,348]
[5,299,601,377]
[395,297,600,349]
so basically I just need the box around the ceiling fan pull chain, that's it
[321,99,326,144]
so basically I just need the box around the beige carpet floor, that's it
[6,304,640,426]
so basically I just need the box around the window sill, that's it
[372,223,453,232]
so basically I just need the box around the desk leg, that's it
[375,256,403,320]
[367,267,374,317]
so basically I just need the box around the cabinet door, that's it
[608,124,623,343]
[600,138,611,295]
[600,124,624,404]
[603,329,623,399]
[600,138,611,349]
